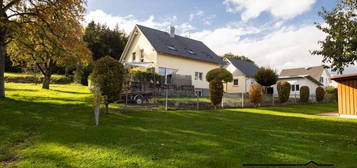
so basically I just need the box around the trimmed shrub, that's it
[206,68,233,108]
[316,87,325,102]
[206,68,233,83]
[299,86,310,103]
[249,83,264,106]
[209,79,224,107]
[91,56,125,113]
[277,81,291,103]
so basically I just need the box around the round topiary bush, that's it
[249,83,264,106]
[316,87,325,102]
[209,79,224,107]
[277,81,291,103]
[299,86,310,103]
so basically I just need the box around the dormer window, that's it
[168,45,177,51]
[187,50,195,55]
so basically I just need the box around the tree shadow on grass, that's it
[2,98,356,168]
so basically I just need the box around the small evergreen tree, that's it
[300,86,310,103]
[91,56,125,114]
[249,83,264,107]
[255,67,278,87]
[316,87,326,102]
[277,81,291,103]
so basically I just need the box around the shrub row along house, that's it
[275,66,333,97]
[120,25,333,97]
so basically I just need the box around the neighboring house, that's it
[120,25,223,96]
[275,66,332,96]
[223,58,259,93]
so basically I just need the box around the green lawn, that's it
[1,83,357,168]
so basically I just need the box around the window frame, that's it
[132,52,136,62]
[233,79,239,86]
[140,49,144,62]
[195,72,203,81]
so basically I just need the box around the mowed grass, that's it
[1,83,357,168]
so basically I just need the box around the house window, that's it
[320,77,324,83]
[233,79,239,86]
[195,72,203,81]
[132,52,136,62]
[140,49,144,62]
[291,84,300,92]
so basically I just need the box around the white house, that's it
[275,66,332,96]
[120,25,223,96]
[223,58,259,93]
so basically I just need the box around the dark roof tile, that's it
[137,25,224,65]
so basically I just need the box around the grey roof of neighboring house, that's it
[226,58,259,77]
[280,66,324,81]
[137,25,224,65]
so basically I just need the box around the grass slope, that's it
[1,83,357,168]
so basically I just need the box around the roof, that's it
[279,75,323,86]
[226,58,259,77]
[280,66,325,81]
[136,25,224,65]
[331,73,357,81]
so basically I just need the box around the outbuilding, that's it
[331,73,357,116]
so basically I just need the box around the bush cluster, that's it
[277,81,291,103]
[316,87,325,102]
[249,83,264,106]
[209,80,224,107]
[299,86,310,103]
[91,56,125,113]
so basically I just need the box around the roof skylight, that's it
[168,45,177,51]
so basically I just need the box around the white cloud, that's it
[189,10,204,21]
[224,0,317,22]
[191,25,325,72]
[84,10,194,34]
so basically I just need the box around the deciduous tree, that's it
[313,0,357,74]
[7,0,90,89]
[0,0,87,97]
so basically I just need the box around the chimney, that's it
[170,26,175,38]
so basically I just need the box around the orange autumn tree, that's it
[7,0,90,89]
[0,0,88,96]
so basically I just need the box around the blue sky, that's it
[85,0,356,73]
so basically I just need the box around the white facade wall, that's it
[274,78,320,97]
[122,28,220,90]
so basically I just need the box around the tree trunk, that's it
[0,42,5,98]
[42,73,51,89]
[105,103,109,114]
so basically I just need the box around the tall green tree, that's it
[0,0,87,97]
[313,0,357,74]
[84,21,128,61]
[7,0,90,89]
[91,56,125,114]
[254,67,278,87]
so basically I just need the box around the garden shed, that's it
[331,73,357,116]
